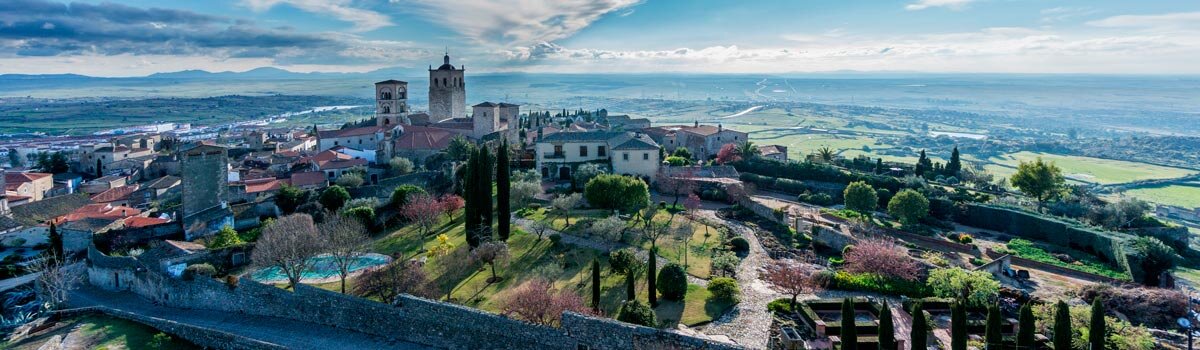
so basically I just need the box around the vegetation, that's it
[584,174,650,212]
[951,301,967,350]
[830,271,928,297]
[656,263,688,301]
[842,238,920,281]
[843,181,878,214]
[840,298,857,349]
[1130,236,1175,286]
[911,303,928,350]
[252,214,322,289]
[886,189,929,227]
[1089,299,1106,350]
[707,277,739,303]
[390,184,427,209]
[1017,303,1035,349]
[926,268,999,307]
[1010,157,1065,211]
[208,225,244,249]
[762,261,825,310]
[1000,239,1128,279]
[500,278,588,326]
[985,303,1002,349]
[496,141,512,241]
[617,300,657,327]
[319,185,351,212]
[878,301,895,350]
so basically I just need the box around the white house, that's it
[535,131,661,182]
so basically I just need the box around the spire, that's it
[444,48,450,65]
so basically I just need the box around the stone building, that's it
[180,144,232,239]
[374,80,409,126]
[642,123,749,160]
[535,131,661,182]
[428,53,466,121]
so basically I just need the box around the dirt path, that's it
[694,210,783,349]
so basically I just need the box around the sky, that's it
[1,0,1198,76]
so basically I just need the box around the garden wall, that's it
[87,247,741,350]
[983,248,1124,284]
[957,204,1141,281]
[55,307,286,350]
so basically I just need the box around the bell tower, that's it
[375,80,408,126]
[429,52,466,121]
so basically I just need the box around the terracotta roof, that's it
[11,193,92,226]
[394,125,455,150]
[317,126,382,139]
[58,203,142,223]
[124,216,170,228]
[758,145,786,155]
[5,172,51,184]
[288,171,326,187]
[318,158,368,170]
[91,184,140,203]
[244,178,283,193]
[301,149,352,163]
[6,193,31,202]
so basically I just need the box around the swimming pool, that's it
[249,253,391,283]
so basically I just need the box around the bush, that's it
[969,258,986,266]
[319,185,351,211]
[1079,284,1188,329]
[389,157,414,175]
[843,181,878,214]
[728,237,749,254]
[548,233,563,246]
[767,298,795,314]
[955,233,973,244]
[831,272,928,297]
[208,225,244,249]
[182,263,216,280]
[335,173,364,187]
[390,184,427,208]
[225,275,239,289]
[926,267,999,307]
[657,263,688,301]
[797,192,835,206]
[617,300,657,327]
[584,174,650,212]
[708,277,740,302]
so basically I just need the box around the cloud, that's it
[0,0,424,65]
[395,0,640,46]
[905,0,973,11]
[1086,12,1200,29]
[240,0,392,32]
[1039,7,1098,23]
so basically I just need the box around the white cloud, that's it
[395,0,640,46]
[1039,7,1098,23]
[1086,11,1200,29]
[241,0,393,32]
[905,0,973,11]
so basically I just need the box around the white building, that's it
[535,131,661,182]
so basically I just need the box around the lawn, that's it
[653,284,736,327]
[351,209,735,327]
[4,314,199,350]
[1124,184,1200,209]
[999,239,1130,280]
[985,151,1196,185]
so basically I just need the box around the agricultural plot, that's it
[1123,185,1200,209]
[985,151,1196,185]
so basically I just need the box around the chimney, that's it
[718,123,723,132]
[694,120,699,128]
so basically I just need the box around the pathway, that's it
[67,287,433,350]
[694,210,783,349]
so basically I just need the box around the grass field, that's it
[985,151,1196,185]
[1123,184,1200,209]
[3,314,198,350]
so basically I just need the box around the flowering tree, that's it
[763,261,827,310]
[352,260,435,304]
[427,234,455,258]
[472,241,509,283]
[843,238,921,281]
[402,194,444,237]
[715,143,741,164]
[439,194,465,220]
[501,278,589,325]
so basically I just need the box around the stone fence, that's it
[87,246,742,350]
[55,307,286,350]
[816,213,977,255]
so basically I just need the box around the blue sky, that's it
[1,0,1198,76]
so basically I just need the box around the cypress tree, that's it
[48,222,63,261]
[1017,303,1036,349]
[496,140,511,241]
[591,259,601,312]
[1089,298,1105,350]
[477,147,493,229]
[463,151,480,248]
[985,303,1002,349]
[841,298,857,350]
[626,268,636,301]
[1053,300,1072,350]
[647,247,657,307]
[951,301,967,350]
[875,158,884,174]
[877,301,894,350]
[911,303,928,350]
[947,146,962,176]
[915,150,929,177]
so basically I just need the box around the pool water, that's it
[250,253,391,283]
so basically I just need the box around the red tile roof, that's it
[5,172,51,184]
[287,171,326,187]
[394,125,455,150]
[124,216,169,228]
[244,178,283,193]
[58,203,142,223]
[317,126,382,139]
[90,184,140,203]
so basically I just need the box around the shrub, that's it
[388,157,414,175]
[843,181,878,214]
[319,185,351,211]
[926,267,999,307]
[617,300,657,327]
[707,277,740,302]
[797,192,834,206]
[208,225,244,249]
[390,184,427,208]
[548,233,563,246]
[335,173,364,187]
[831,272,928,297]
[888,189,930,226]
[344,206,376,226]
[183,263,216,280]
[584,174,650,212]
[956,233,973,244]
[767,298,795,314]
[969,258,986,266]
[656,263,688,301]
[728,237,749,254]
[225,275,239,289]
[711,251,739,277]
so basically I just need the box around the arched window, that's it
[443,78,448,87]
[382,105,390,114]
[431,78,437,87]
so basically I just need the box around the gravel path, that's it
[694,210,783,349]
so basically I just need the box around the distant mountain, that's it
[0,73,101,80]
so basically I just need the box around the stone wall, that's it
[62,307,286,350]
[87,246,742,350]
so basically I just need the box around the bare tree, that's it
[762,260,827,310]
[529,219,553,241]
[252,213,323,289]
[472,241,509,283]
[501,278,589,326]
[30,256,82,310]
[552,193,583,227]
[320,213,369,294]
[351,260,435,304]
[656,170,696,207]
[587,214,628,242]
[402,194,444,237]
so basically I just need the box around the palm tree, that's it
[816,147,836,162]
[737,141,759,159]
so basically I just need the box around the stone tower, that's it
[429,53,466,121]
[472,102,499,139]
[375,80,409,126]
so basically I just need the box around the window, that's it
[643,153,649,160]
[623,153,629,161]
[334,141,339,146]
[598,146,606,157]
[554,145,563,156]
[579,145,588,157]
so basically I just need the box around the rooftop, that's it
[317,126,383,139]
[90,184,140,203]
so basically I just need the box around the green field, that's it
[985,151,1195,185]
[4,314,198,350]
[1123,185,1200,209]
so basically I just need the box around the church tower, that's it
[429,53,466,121]
[375,80,408,126]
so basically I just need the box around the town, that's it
[0,53,1197,350]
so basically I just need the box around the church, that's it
[315,53,518,164]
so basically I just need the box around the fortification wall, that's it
[87,247,741,350]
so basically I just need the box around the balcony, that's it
[543,153,566,159]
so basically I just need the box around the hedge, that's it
[731,158,902,193]
[830,271,929,297]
